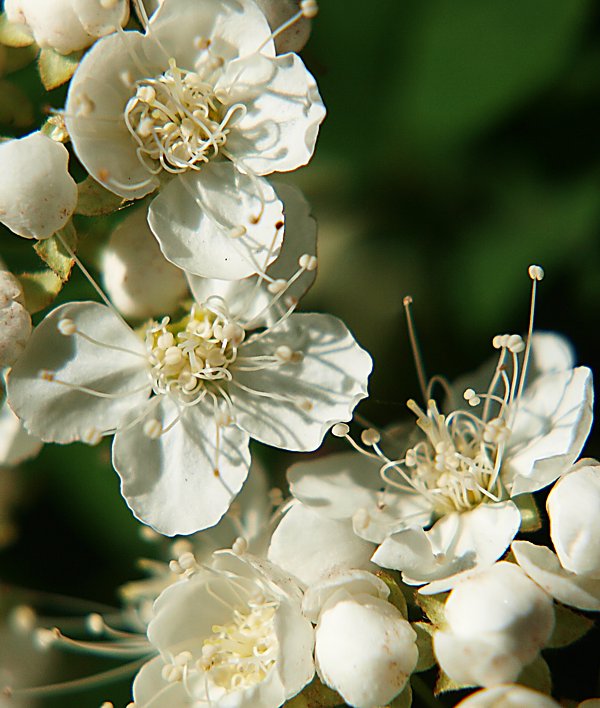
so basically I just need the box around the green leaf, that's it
[416,592,448,627]
[0,13,35,48]
[515,493,543,533]
[38,47,82,90]
[517,655,552,695]
[285,678,342,708]
[75,175,125,216]
[0,79,34,127]
[377,571,409,618]
[547,604,594,649]
[388,682,412,708]
[434,669,475,696]
[414,622,436,672]
[33,222,77,282]
[16,269,63,313]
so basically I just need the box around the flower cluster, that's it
[0,1,598,707]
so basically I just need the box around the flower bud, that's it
[433,562,554,687]
[547,461,600,577]
[456,685,560,707]
[0,132,77,240]
[4,0,129,55]
[0,271,31,367]
[101,208,187,319]
[315,594,417,707]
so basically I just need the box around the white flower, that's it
[64,0,325,280]
[132,551,314,708]
[101,206,188,319]
[7,257,371,535]
[456,685,560,708]
[512,459,600,611]
[0,271,31,367]
[433,562,555,688]
[285,328,592,592]
[4,0,129,54]
[0,132,78,240]
[303,569,417,708]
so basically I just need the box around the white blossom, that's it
[4,0,129,55]
[131,551,314,708]
[512,459,600,611]
[456,685,560,708]
[0,132,77,240]
[7,256,371,535]
[101,207,188,319]
[0,271,31,367]
[64,0,325,280]
[433,562,555,688]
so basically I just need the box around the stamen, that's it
[403,296,428,402]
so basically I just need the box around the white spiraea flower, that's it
[4,0,129,55]
[0,271,32,368]
[0,132,78,240]
[65,0,325,280]
[132,551,314,708]
[303,569,417,708]
[102,207,188,320]
[456,685,560,708]
[433,562,555,688]
[512,459,600,611]
[7,251,371,535]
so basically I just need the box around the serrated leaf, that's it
[0,79,33,127]
[75,175,125,216]
[285,678,342,708]
[38,47,82,90]
[416,592,447,627]
[0,13,34,48]
[414,622,436,672]
[547,604,594,649]
[377,571,408,618]
[434,669,475,696]
[516,493,543,533]
[33,223,77,282]
[517,655,552,695]
[388,682,412,708]
[16,270,63,313]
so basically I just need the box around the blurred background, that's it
[1,0,599,704]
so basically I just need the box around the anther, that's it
[301,0,319,18]
[161,664,182,683]
[40,369,55,382]
[232,537,248,555]
[215,411,233,427]
[298,398,313,412]
[463,388,481,406]
[353,508,370,531]
[178,552,197,571]
[228,225,247,239]
[298,254,317,271]
[506,334,525,353]
[9,605,36,634]
[157,332,174,349]
[275,345,296,362]
[268,279,287,294]
[223,322,245,346]
[164,346,183,366]
[331,423,350,437]
[35,627,59,650]
[143,419,162,439]
[58,318,77,336]
[82,427,103,446]
[194,36,211,50]
[361,428,381,446]
[528,264,544,281]
[86,613,105,635]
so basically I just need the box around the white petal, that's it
[372,502,521,593]
[0,270,32,366]
[148,165,284,279]
[288,451,431,542]
[132,656,191,708]
[65,30,164,199]
[102,207,188,319]
[113,397,250,536]
[268,502,377,587]
[0,132,77,239]
[0,398,42,467]
[70,0,129,38]
[506,367,593,496]
[7,302,149,444]
[547,460,600,577]
[221,52,325,175]
[530,332,574,374]
[316,596,417,708]
[456,685,560,708]
[185,182,316,326]
[231,313,372,451]
[512,540,600,612]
